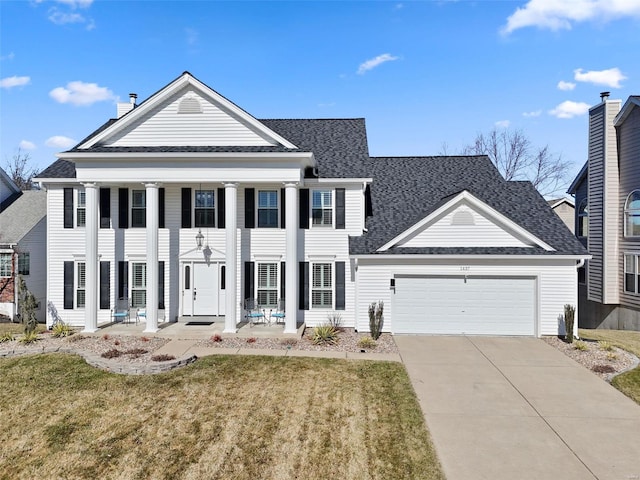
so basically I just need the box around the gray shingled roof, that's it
[37,159,76,179]
[0,190,47,244]
[349,156,587,256]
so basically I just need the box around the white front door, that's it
[182,262,226,316]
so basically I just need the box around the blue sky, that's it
[1,0,638,197]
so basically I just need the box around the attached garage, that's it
[392,276,536,336]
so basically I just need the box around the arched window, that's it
[625,190,640,237]
[577,199,588,238]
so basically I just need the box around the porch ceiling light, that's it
[195,229,204,250]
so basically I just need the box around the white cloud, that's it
[54,0,94,7]
[548,100,591,119]
[502,0,640,35]
[19,140,36,150]
[0,75,30,89]
[49,81,115,106]
[48,10,86,25]
[357,53,399,75]
[45,135,77,149]
[523,110,542,118]
[1,52,15,61]
[495,120,511,128]
[557,80,576,91]
[574,67,627,88]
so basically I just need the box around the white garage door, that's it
[393,276,535,335]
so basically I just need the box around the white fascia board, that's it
[78,73,298,150]
[57,151,314,162]
[549,198,575,209]
[377,190,555,252]
[304,178,373,184]
[0,168,20,193]
[352,254,592,261]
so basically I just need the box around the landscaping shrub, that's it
[368,301,384,340]
[280,338,297,347]
[599,341,614,352]
[592,364,616,374]
[17,276,38,335]
[19,331,39,344]
[573,340,588,351]
[327,312,343,330]
[51,321,73,338]
[0,332,15,343]
[246,337,257,344]
[211,334,223,342]
[101,349,122,359]
[151,354,175,362]
[312,324,339,345]
[357,336,377,350]
[564,304,575,343]
[124,348,148,358]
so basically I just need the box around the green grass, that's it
[0,323,47,335]
[0,354,444,480]
[579,328,640,405]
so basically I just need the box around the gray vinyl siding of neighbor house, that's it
[617,105,640,310]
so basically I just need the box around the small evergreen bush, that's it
[357,336,377,349]
[564,304,575,343]
[312,324,339,345]
[368,301,384,340]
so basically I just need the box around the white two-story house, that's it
[36,72,588,336]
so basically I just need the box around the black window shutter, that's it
[245,188,255,228]
[63,188,73,229]
[181,188,192,228]
[217,187,226,228]
[364,184,373,217]
[299,261,309,310]
[99,187,111,229]
[118,188,129,229]
[99,261,110,309]
[299,189,309,229]
[118,261,128,300]
[158,188,165,229]
[335,261,345,310]
[158,261,165,309]
[280,188,286,229]
[244,261,255,300]
[280,262,286,300]
[63,261,74,309]
[336,188,346,229]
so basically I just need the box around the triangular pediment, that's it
[78,72,297,149]
[378,191,554,251]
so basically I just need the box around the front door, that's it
[182,262,226,316]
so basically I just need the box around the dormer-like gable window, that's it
[624,190,640,237]
[577,198,588,238]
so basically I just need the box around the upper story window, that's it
[625,190,640,237]
[131,190,146,228]
[195,190,215,228]
[258,190,278,228]
[624,254,640,294]
[312,190,333,227]
[577,198,588,238]
[77,190,86,227]
[0,253,11,277]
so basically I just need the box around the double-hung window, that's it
[312,190,332,226]
[77,190,86,227]
[258,190,278,228]
[195,190,215,227]
[131,262,147,307]
[312,263,332,308]
[624,254,640,294]
[76,262,86,308]
[131,190,146,228]
[18,253,30,275]
[0,254,11,277]
[577,199,588,238]
[257,263,278,307]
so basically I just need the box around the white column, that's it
[83,183,99,333]
[284,182,298,333]
[144,183,159,333]
[224,182,238,333]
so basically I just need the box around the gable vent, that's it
[451,210,475,226]
[178,97,203,114]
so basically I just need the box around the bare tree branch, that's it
[462,128,569,197]
[5,148,39,190]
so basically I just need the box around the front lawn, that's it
[0,354,444,480]
[579,328,640,405]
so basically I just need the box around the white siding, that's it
[355,258,578,337]
[105,87,276,147]
[399,206,531,248]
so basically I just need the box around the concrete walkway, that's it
[395,336,640,480]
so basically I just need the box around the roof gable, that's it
[77,72,297,150]
[378,191,554,251]
[0,190,46,244]
[614,95,640,127]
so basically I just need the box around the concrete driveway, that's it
[395,336,640,480]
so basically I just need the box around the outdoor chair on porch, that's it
[244,298,266,327]
[111,297,131,324]
[269,299,285,325]
[136,307,166,325]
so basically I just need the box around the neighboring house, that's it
[547,198,575,233]
[0,189,47,322]
[568,94,640,330]
[35,72,588,337]
[0,167,21,212]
